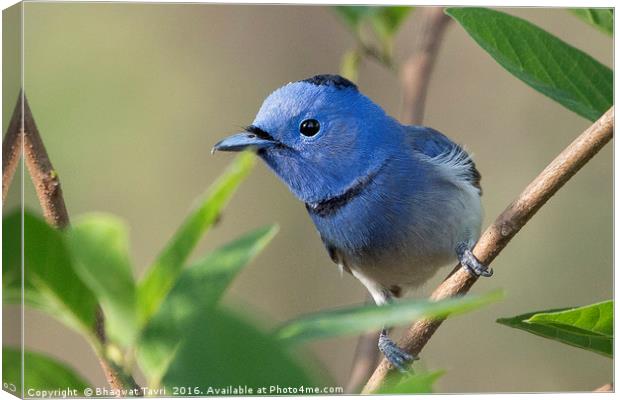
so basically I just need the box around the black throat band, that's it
[304,161,388,218]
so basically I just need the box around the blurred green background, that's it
[3,3,612,393]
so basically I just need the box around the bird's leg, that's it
[378,327,418,373]
[456,241,493,277]
[351,271,418,372]
[374,292,418,373]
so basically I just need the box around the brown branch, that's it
[2,91,23,204]
[400,7,451,125]
[22,96,70,229]
[96,356,141,396]
[363,107,614,393]
[3,93,141,395]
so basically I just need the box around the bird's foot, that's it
[456,242,493,277]
[378,331,418,373]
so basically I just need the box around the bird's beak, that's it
[212,132,277,154]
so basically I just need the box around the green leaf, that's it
[3,283,67,322]
[527,300,613,337]
[2,210,21,290]
[66,214,137,348]
[371,7,413,41]
[334,6,411,36]
[497,300,613,357]
[277,290,503,343]
[334,6,411,56]
[161,309,313,391]
[572,8,613,35]
[446,7,613,121]
[333,6,375,32]
[137,225,278,384]
[3,347,90,395]
[138,152,255,325]
[2,211,98,338]
[378,370,444,394]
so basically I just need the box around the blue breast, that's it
[306,151,431,258]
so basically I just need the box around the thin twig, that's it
[400,7,451,125]
[3,93,141,395]
[2,91,23,203]
[22,96,70,229]
[346,9,452,393]
[363,107,614,393]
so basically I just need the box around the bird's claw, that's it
[378,331,418,373]
[457,244,493,278]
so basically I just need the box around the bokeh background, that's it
[3,3,613,393]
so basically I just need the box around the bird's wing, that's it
[408,126,482,194]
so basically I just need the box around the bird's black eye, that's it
[299,119,320,137]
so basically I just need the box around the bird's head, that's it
[213,74,404,204]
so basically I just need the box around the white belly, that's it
[343,178,482,303]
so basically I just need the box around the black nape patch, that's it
[300,74,358,91]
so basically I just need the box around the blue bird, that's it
[213,74,492,372]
